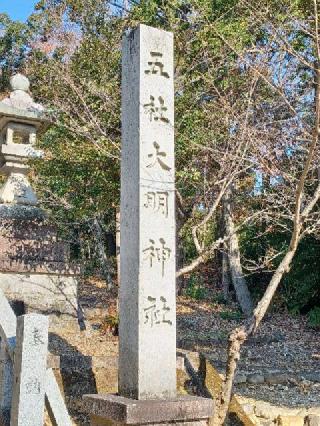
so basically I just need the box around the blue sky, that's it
[0,0,37,22]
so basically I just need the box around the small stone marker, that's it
[10,314,48,426]
[0,289,72,426]
[119,23,176,400]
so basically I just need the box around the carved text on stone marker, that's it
[142,237,171,276]
[146,142,171,171]
[143,96,169,123]
[31,327,45,346]
[144,191,169,217]
[25,377,41,395]
[145,52,170,78]
[143,295,173,327]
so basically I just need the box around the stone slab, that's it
[0,296,17,425]
[90,416,208,426]
[0,215,79,274]
[0,273,78,316]
[45,368,73,426]
[0,216,79,271]
[0,237,70,262]
[0,217,55,238]
[1,142,41,159]
[83,394,213,425]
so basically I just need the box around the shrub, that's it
[308,307,320,329]
[184,274,207,300]
[220,310,242,321]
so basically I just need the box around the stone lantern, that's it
[0,74,46,207]
[0,74,79,322]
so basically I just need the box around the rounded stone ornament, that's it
[10,74,30,92]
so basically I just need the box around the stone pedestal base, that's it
[83,394,213,426]
[0,204,79,319]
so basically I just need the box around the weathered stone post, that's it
[10,314,49,426]
[83,24,213,426]
[119,22,176,401]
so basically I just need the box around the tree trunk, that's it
[213,245,298,426]
[116,209,121,287]
[93,217,113,290]
[221,244,231,300]
[223,187,253,316]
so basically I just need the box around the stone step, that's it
[233,370,320,386]
[240,398,320,425]
[201,355,320,386]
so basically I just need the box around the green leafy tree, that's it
[0,13,29,91]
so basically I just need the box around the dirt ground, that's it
[75,275,320,410]
[176,296,320,408]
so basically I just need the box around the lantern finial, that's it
[10,74,30,92]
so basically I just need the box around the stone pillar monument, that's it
[84,24,213,426]
[119,21,176,401]
[0,74,78,321]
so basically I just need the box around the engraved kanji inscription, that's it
[143,239,157,268]
[142,237,171,276]
[143,296,173,327]
[31,327,45,346]
[145,52,170,78]
[25,377,41,395]
[144,191,169,217]
[146,142,171,171]
[143,96,169,123]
